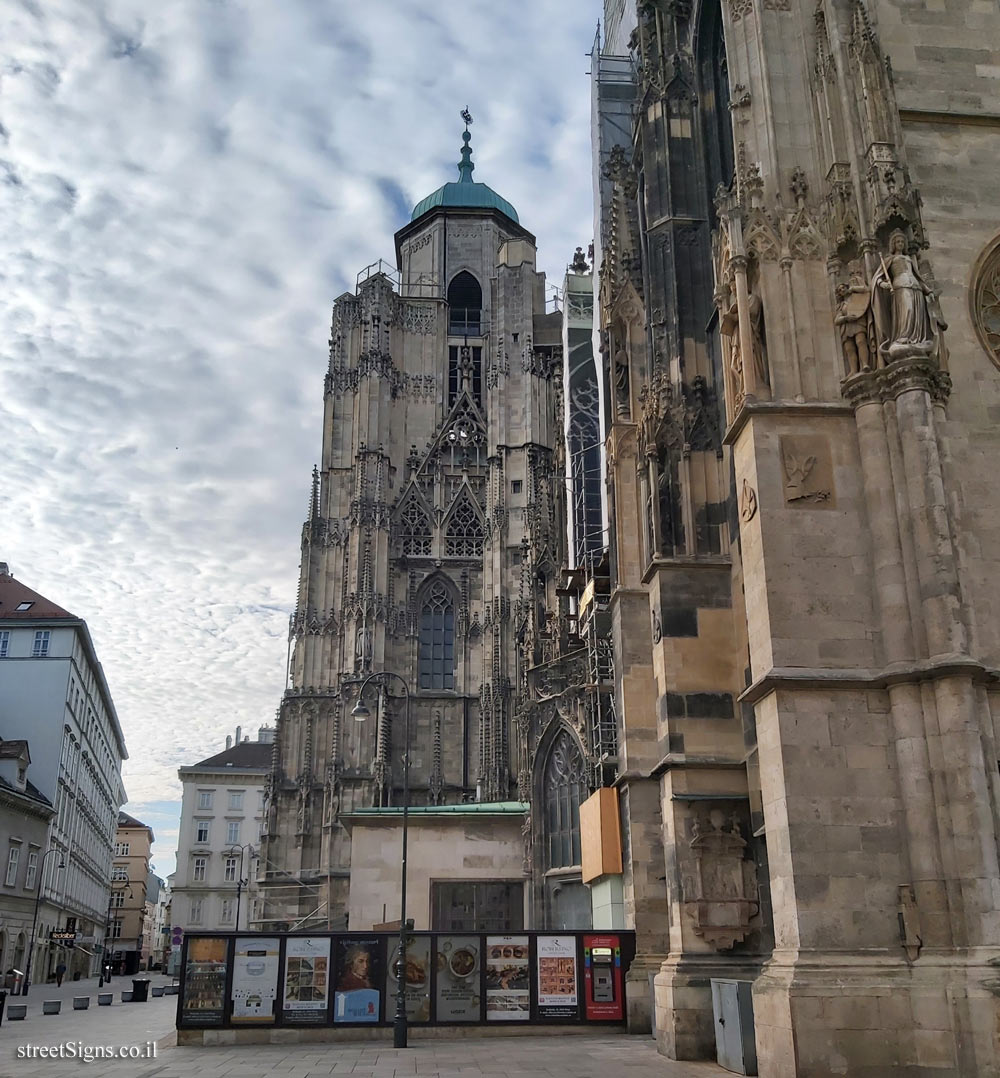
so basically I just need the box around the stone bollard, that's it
[73,997,90,1010]
[43,1000,61,1015]
[151,985,165,997]
[120,991,133,1003]
[98,993,113,1006]
[7,1004,27,1020]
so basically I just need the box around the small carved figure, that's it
[747,289,769,389]
[919,255,949,370]
[835,262,874,374]
[614,348,631,416]
[871,230,935,362]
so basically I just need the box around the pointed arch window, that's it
[445,494,485,558]
[418,579,455,690]
[542,729,588,870]
[398,498,432,556]
[448,271,482,336]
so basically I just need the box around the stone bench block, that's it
[98,993,113,1006]
[73,996,90,1010]
[120,991,133,1002]
[7,1003,27,1019]
[43,999,61,1015]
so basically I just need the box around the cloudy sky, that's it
[1,0,603,877]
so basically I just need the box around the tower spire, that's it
[458,107,474,183]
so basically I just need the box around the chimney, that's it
[235,725,242,746]
[225,735,232,750]
[257,725,275,744]
[243,735,249,743]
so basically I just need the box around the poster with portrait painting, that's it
[484,935,530,1021]
[282,936,331,1025]
[385,935,431,1022]
[434,935,481,1021]
[333,937,383,1023]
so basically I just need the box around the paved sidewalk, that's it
[4,1031,731,1078]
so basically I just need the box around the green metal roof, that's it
[410,129,519,224]
[347,801,528,817]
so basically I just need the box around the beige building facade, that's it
[109,811,153,975]
[591,0,1000,1074]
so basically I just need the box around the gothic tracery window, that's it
[418,579,455,690]
[973,236,1000,369]
[542,728,588,870]
[445,493,484,558]
[398,497,432,556]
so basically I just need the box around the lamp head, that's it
[351,697,371,721]
[58,859,66,869]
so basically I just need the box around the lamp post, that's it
[226,843,257,931]
[100,882,133,986]
[23,848,66,996]
[352,671,411,1049]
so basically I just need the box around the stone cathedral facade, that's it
[260,133,611,934]
[593,0,1000,1074]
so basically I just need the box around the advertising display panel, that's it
[334,937,384,1023]
[536,935,579,1020]
[231,937,280,1023]
[434,935,481,1021]
[282,936,331,1025]
[181,936,229,1026]
[385,936,432,1022]
[485,935,530,1021]
[582,933,623,1021]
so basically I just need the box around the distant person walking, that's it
[55,962,67,986]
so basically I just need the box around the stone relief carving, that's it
[402,303,436,335]
[685,808,759,950]
[739,479,758,522]
[780,435,834,507]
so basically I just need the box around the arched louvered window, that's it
[543,729,588,870]
[445,494,484,557]
[398,498,432,556]
[447,271,482,336]
[418,579,455,690]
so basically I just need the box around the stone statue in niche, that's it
[722,287,769,399]
[919,255,950,371]
[613,348,631,417]
[871,230,935,363]
[685,807,759,950]
[747,289,769,389]
[835,261,874,374]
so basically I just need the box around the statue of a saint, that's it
[614,348,631,417]
[835,262,874,374]
[746,289,769,389]
[870,230,934,362]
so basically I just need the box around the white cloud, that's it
[1,0,601,872]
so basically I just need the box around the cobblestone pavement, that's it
[3,1030,731,1078]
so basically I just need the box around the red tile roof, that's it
[0,568,76,621]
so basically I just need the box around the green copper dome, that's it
[410,129,519,223]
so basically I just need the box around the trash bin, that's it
[131,978,151,1003]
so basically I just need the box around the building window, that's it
[195,820,210,843]
[0,630,9,657]
[111,865,128,881]
[397,497,432,557]
[114,842,130,856]
[511,480,522,494]
[447,270,482,336]
[226,821,241,845]
[192,857,207,882]
[418,579,455,691]
[431,881,524,932]
[24,850,38,890]
[32,631,50,658]
[197,790,214,810]
[228,791,243,811]
[542,728,588,870]
[111,919,123,939]
[220,899,234,925]
[5,845,20,887]
[224,857,238,882]
[111,890,125,908]
[444,493,484,558]
[190,898,203,925]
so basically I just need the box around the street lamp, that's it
[23,848,66,996]
[352,670,411,1049]
[226,843,257,931]
[100,881,133,986]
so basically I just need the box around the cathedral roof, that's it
[410,127,519,224]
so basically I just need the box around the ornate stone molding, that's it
[842,358,952,408]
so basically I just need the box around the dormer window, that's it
[15,602,34,611]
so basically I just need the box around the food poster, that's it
[434,935,481,1021]
[385,935,431,1022]
[181,936,229,1025]
[231,937,280,1023]
[536,935,579,1019]
[334,937,383,1023]
[484,935,530,1021]
[282,936,331,1024]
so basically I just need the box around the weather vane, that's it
[461,107,473,129]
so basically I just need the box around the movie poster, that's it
[435,935,481,1022]
[334,937,383,1023]
[181,937,228,1026]
[485,935,530,1021]
[385,936,431,1022]
[231,937,280,1023]
[536,935,578,1019]
[282,936,331,1025]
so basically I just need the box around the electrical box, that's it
[711,979,757,1076]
